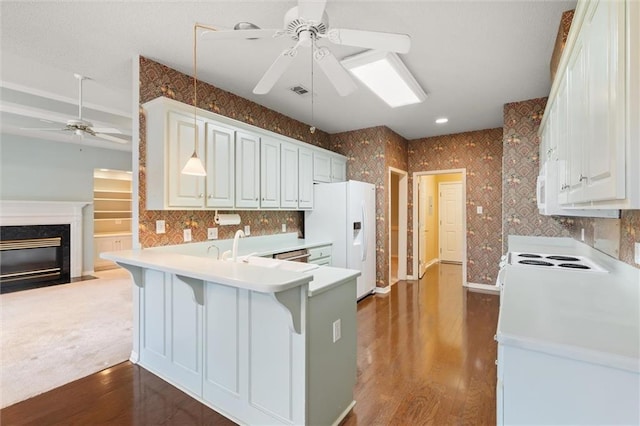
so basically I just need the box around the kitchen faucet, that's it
[232,229,245,262]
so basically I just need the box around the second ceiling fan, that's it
[202,0,411,96]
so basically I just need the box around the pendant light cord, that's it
[310,39,315,134]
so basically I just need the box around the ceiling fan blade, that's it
[201,29,279,41]
[326,28,411,54]
[20,127,65,131]
[253,47,298,95]
[298,0,327,23]
[313,47,357,96]
[95,133,129,144]
[91,127,122,134]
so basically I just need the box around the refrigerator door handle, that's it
[361,201,367,261]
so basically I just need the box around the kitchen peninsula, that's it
[102,245,359,426]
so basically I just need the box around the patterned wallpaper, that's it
[407,128,504,284]
[502,97,571,253]
[503,97,639,270]
[138,57,332,247]
[329,126,407,287]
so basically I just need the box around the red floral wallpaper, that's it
[502,97,571,252]
[407,128,504,284]
[138,57,330,247]
[330,126,407,287]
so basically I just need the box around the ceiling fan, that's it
[202,0,411,96]
[23,73,128,144]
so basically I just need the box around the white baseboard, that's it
[375,286,391,294]
[331,400,356,426]
[465,282,501,295]
[129,350,139,363]
[82,269,94,277]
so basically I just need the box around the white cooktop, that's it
[509,252,608,273]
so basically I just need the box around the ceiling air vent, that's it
[290,85,309,96]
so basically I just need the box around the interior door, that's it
[418,176,428,278]
[439,182,463,263]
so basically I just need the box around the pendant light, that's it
[181,23,213,176]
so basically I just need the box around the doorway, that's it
[413,170,466,284]
[388,167,408,286]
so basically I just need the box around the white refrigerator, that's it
[305,180,376,300]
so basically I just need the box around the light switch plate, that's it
[207,227,218,240]
[244,225,250,236]
[183,229,192,242]
[332,319,341,343]
[156,220,165,234]
[281,223,287,233]
[635,243,640,264]
[476,206,483,215]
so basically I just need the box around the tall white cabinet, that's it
[539,0,639,209]
[144,97,346,211]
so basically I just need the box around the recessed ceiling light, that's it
[435,118,448,124]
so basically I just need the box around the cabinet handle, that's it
[493,334,497,341]
[208,194,212,199]
[199,193,204,198]
[255,198,258,201]
[579,174,587,182]
[561,184,569,190]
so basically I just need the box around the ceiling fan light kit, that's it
[341,50,427,108]
[202,0,412,100]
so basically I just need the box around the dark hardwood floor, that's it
[1,263,500,425]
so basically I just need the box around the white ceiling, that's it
[1,0,576,150]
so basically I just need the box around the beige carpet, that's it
[0,268,133,408]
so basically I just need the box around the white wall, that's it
[0,134,132,273]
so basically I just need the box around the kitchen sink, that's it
[235,255,319,273]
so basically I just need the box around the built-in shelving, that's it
[93,169,132,270]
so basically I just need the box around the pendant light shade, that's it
[181,23,214,177]
[182,151,207,176]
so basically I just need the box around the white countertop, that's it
[147,232,332,258]
[102,248,360,296]
[498,236,640,372]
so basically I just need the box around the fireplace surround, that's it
[0,201,90,292]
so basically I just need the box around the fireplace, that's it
[0,224,71,293]
[0,200,90,293]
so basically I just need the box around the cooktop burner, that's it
[508,252,608,273]
[546,255,581,262]
[558,263,591,270]
[518,260,554,266]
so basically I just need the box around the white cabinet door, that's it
[205,122,235,208]
[281,142,299,209]
[235,131,260,208]
[298,147,314,209]
[260,137,280,208]
[330,156,347,182]
[168,111,206,207]
[566,35,588,203]
[313,152,331,182]
[555,76,571,205]
[583,0,626,202]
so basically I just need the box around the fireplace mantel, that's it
[0,200,91,277]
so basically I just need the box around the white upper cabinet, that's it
[281,143,314,210]
[298,147,314,209]
[260,137,281,208]
[143,96,347,211]
[235,131,261,209]
[313,152,331,183]
[281,142,299,209]
[330,156,347,182]
[167,111,206,208]
[539,0,638,210]
[313,151,347,183]
[205,122,235,208]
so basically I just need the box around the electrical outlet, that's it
[281,223,287,233]
[581,228,585,241]
[156,220,166,234]
[244,225,250,236]
[635,243,640,264]
[207,227,218,240]
[332,319,341,343]
[183,229,192,242]
[476,206,483,215]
